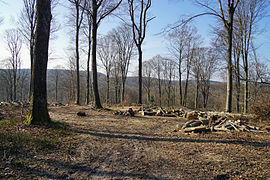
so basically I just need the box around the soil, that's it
[1,105,270,179]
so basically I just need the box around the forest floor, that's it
[0,105,270,180]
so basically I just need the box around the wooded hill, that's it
[1,68,267,112]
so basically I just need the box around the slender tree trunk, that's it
[158,76,161,106]
[195,78,199,109]
[121,79,125,104]
[91,9,102,108]
[13,72,17,101]
[29,42,34,101]
[115,82,118,104]
[179,65,182,106]
[236,55,240,113]
[106,74,110,104]
[86,28,91,104]
[183,70,190,106]
[75,4,80,105]
[244,65,248,113]
[138,46,142,104]
[147,76,151,103]
[26,0,51,125]
[55,74,58,102]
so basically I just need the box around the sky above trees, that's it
[0,0,270,77]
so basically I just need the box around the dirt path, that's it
[47,106,270,179]
[1,105,269,179]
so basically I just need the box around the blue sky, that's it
[0,0,270,75]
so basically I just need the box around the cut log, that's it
[182,120,202,129]
[163,114,177,117]
[213,127,231,131]
[183,126,207,133]
[142,111,156,116]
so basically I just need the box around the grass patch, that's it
[0,116,73,156]
[0,131,57,155]
[0,117,20,129]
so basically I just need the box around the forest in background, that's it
[0,0,270,114]
[0,67,269,112]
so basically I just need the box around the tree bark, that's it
[244,65,248,113]
[29,42,34,101]
[91,5,102,108]
[236,56,240,113]
[225,22,233,113]
[75,2,80,105]
[194,78,199,109]
[86,22,91,105]
[106,74,110,104]
[26,0,51,125]
[158,75,161,106]
[138,46,142,104]
[179,59,183,106]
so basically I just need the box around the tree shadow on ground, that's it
[22,158,173,180]
[74,129,270,148]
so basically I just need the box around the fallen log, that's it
[183,125,208,133]
[142,111,156,116]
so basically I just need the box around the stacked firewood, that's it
[139,106,185,117]
[181,111,264,133]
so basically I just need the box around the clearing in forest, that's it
[0,105,270,179]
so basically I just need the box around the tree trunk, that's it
[55,73,58,102]
[13,70,17,101]
[26,0,51,125]
[179,66,182,106]
[183,70,190,107]
[29,42,34,101]
[236,55,240,113]
[121,79,125,104]
[158,76,161,106]
[224,2,237,113]
[138,46,142,104]
[225,42,233,113]
[106,74,110,104]
[75,3,80,105]
[195,78,199,109]
[86,26,91,105]
[91,8,102,109]
[244,65,248,113]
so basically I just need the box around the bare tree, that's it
[235,0,268,113]
[151,55,163,106]
[191,48,202,109]
[83,0,122,108]
[26,0,52,125]
[142,60,153,104]
[162,58,176,107]
[0,62,14,101]
[97,34,117,104]
[167,25,190,106]
[67,0,86,105]
[5,29,22,101]
[18,0,59,100]
[112,59,121,104]
[249,44,270,104]
[128,0,153,105]
[200,48,219,108]
[50,66,63,102]
[182,28,200,107]
[18,0,36,99]
[111,24,135,104]
[82,8,92,105]
[186,0,240,112]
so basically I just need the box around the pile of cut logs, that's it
[182,111,264,133]
[139,106,185,117]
